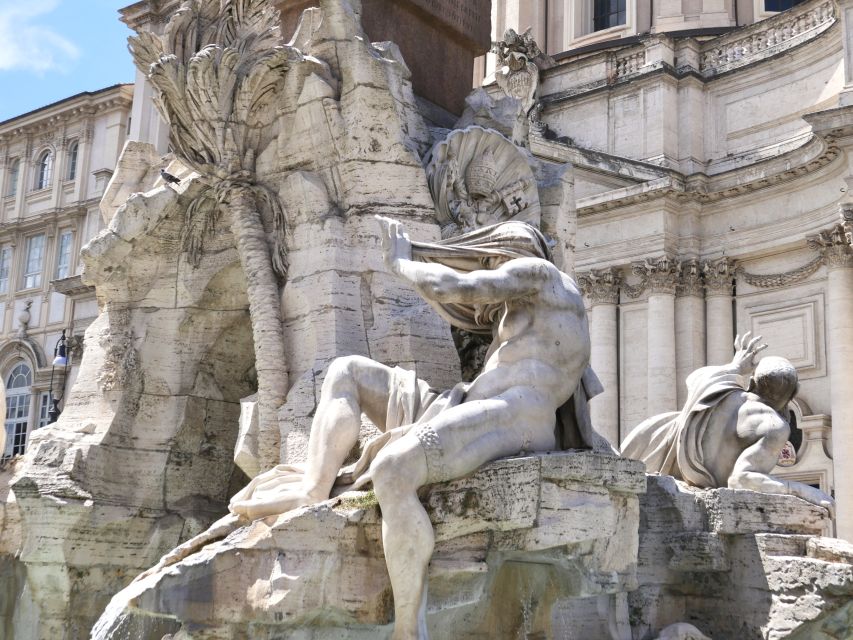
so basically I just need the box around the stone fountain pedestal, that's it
[93,451,647,639]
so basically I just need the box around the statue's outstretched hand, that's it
[375,215,412,275]
[731,331,767,375]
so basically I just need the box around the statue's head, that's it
[750,356,799,412]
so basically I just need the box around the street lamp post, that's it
[47,329,68,424]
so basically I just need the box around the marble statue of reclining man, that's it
[142,216,611,640]
[621,333,834,514]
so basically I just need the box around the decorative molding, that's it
[612,49,646,78]
[631,255,678,295]
[699,0,835,77]
[704,257,736,295]
[807,212,853,269]
[577,267,622,305]
[676,258,704,297]
[578,136,842,216]
[738,255,825,288]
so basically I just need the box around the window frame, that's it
[54,230,74,280]
[0,245,13,295]
[21,233,46,290]
[593,0,627,32]
[4,362,32,459]
[5,159,20,198]
[66,141,79,182]
[34,150,53,191]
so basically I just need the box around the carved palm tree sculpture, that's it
[129,0,302,470]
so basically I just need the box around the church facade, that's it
[487,0,852,538]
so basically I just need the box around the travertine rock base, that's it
[92,451,646,639]
[631,475,852,640]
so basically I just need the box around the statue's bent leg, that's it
[231,356,399,519]
[301,355,398,501]
[370,386,557,640]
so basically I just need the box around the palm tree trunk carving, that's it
[129,0,299,470]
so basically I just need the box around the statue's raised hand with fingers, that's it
[621,332,834,515]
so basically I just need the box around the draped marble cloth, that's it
[620,364,749,487]
[230,222,608,512]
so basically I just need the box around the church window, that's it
[764,0,807,10]
[593,0,626,31]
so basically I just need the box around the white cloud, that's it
[0,0,80,73]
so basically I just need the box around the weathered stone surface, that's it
[92,452,646,639]
[630,475,852,640]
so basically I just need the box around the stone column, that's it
[578,267,622,447]
[808,218,853,541]
[634,256,679,416]
[704,257,735,366]
[675,259,705,406]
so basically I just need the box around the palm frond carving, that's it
[130,0,301,468]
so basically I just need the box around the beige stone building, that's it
[485,0,853,538]
[0,85,133,459]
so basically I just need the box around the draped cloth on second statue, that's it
[620,364,749,487]
[230,222,609,512]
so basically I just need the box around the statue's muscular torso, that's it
[465,259,590,411]
[699,390,791,486]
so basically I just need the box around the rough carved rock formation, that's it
[630,475,852,640]
[92,451,647,639]
[0,0,462,636]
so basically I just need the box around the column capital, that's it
[632,255,678,295]
[577,267,622,305]
[807,215,853,270]
[703,256,736,296]
[676,258,704,297]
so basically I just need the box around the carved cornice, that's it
[578,135,842,216]
[704,257,736,296]
[632,255,679,295]
[676,258,704,297]
[577,267,622,305]
[699,0,835,77]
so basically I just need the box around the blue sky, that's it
[0,0,135,122]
